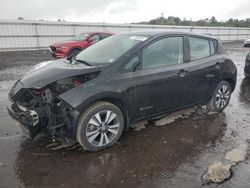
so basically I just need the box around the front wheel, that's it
[68,49,81,59]
[207,81,232,112]
[76,102,124,151]
[245,71,250,78]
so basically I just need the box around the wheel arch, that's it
[207,76,236,103]
[223,77,236,91]
[68,47,82,55]
[75,93,129,130]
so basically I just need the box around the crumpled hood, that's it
[20,59,102,88]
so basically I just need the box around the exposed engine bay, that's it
[8,72,99,141]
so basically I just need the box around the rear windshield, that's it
[75,34,148,65]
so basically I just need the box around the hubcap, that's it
[215,85,230,109]
[86,110,120,147]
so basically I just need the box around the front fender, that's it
[59,82,127,113]
[76,92,127,113]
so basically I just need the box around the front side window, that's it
[71,33,89,41]
[142,37,184,69]
[189,37,210,61]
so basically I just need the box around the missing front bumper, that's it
[7,98,39,127]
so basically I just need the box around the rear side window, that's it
[89,34,100,42]
[142,37,183,69]
[189,37,210,61]
[100,34,111,40]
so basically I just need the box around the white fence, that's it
[0,19,250,51]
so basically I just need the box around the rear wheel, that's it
[76,102,124,151]
[207,81,232,112]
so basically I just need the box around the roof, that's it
[119,30,217,39]
[80,31,114,35]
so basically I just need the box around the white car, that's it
[243,39,250,47]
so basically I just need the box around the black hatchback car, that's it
[7,31,237,151]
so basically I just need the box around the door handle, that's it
[177,69,189,77]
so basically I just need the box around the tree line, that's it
[138,16,250,27]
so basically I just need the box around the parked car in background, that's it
[245,53,250,77]
[7,30,237,151]
[243,39,250,47]
[49,32,114,58]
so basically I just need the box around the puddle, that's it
[203,142,248,184]
[203,161,232,184]
[225,143,248,163]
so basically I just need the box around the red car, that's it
[49,32,114,58]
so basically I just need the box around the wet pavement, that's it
[0,42,250,188]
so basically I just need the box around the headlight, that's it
[57,47,69,50]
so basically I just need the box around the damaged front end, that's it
[7,70,98,141]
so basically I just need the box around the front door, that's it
[127,36,197,120]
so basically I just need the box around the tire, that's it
[68,49,81,58]
[245,71,250,78]
[207,81,232,112]
[76,101,124,151]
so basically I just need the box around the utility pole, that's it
[161,13,164,25]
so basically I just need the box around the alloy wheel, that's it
[86,110,120,147]
[215,85,231,110]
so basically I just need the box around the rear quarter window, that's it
[212,39,218,53]
[210,40,215,55]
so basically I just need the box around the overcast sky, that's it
[0,0,250,23]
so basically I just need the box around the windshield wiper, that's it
[75,59,92,66]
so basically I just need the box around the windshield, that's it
[71,33,89,41]
[75,34,148,65]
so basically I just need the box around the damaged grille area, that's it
[11,86,73,139]
[9,72,98,140]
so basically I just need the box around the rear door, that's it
[186,36,222,104]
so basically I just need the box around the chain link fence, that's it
[0,20,249,51]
